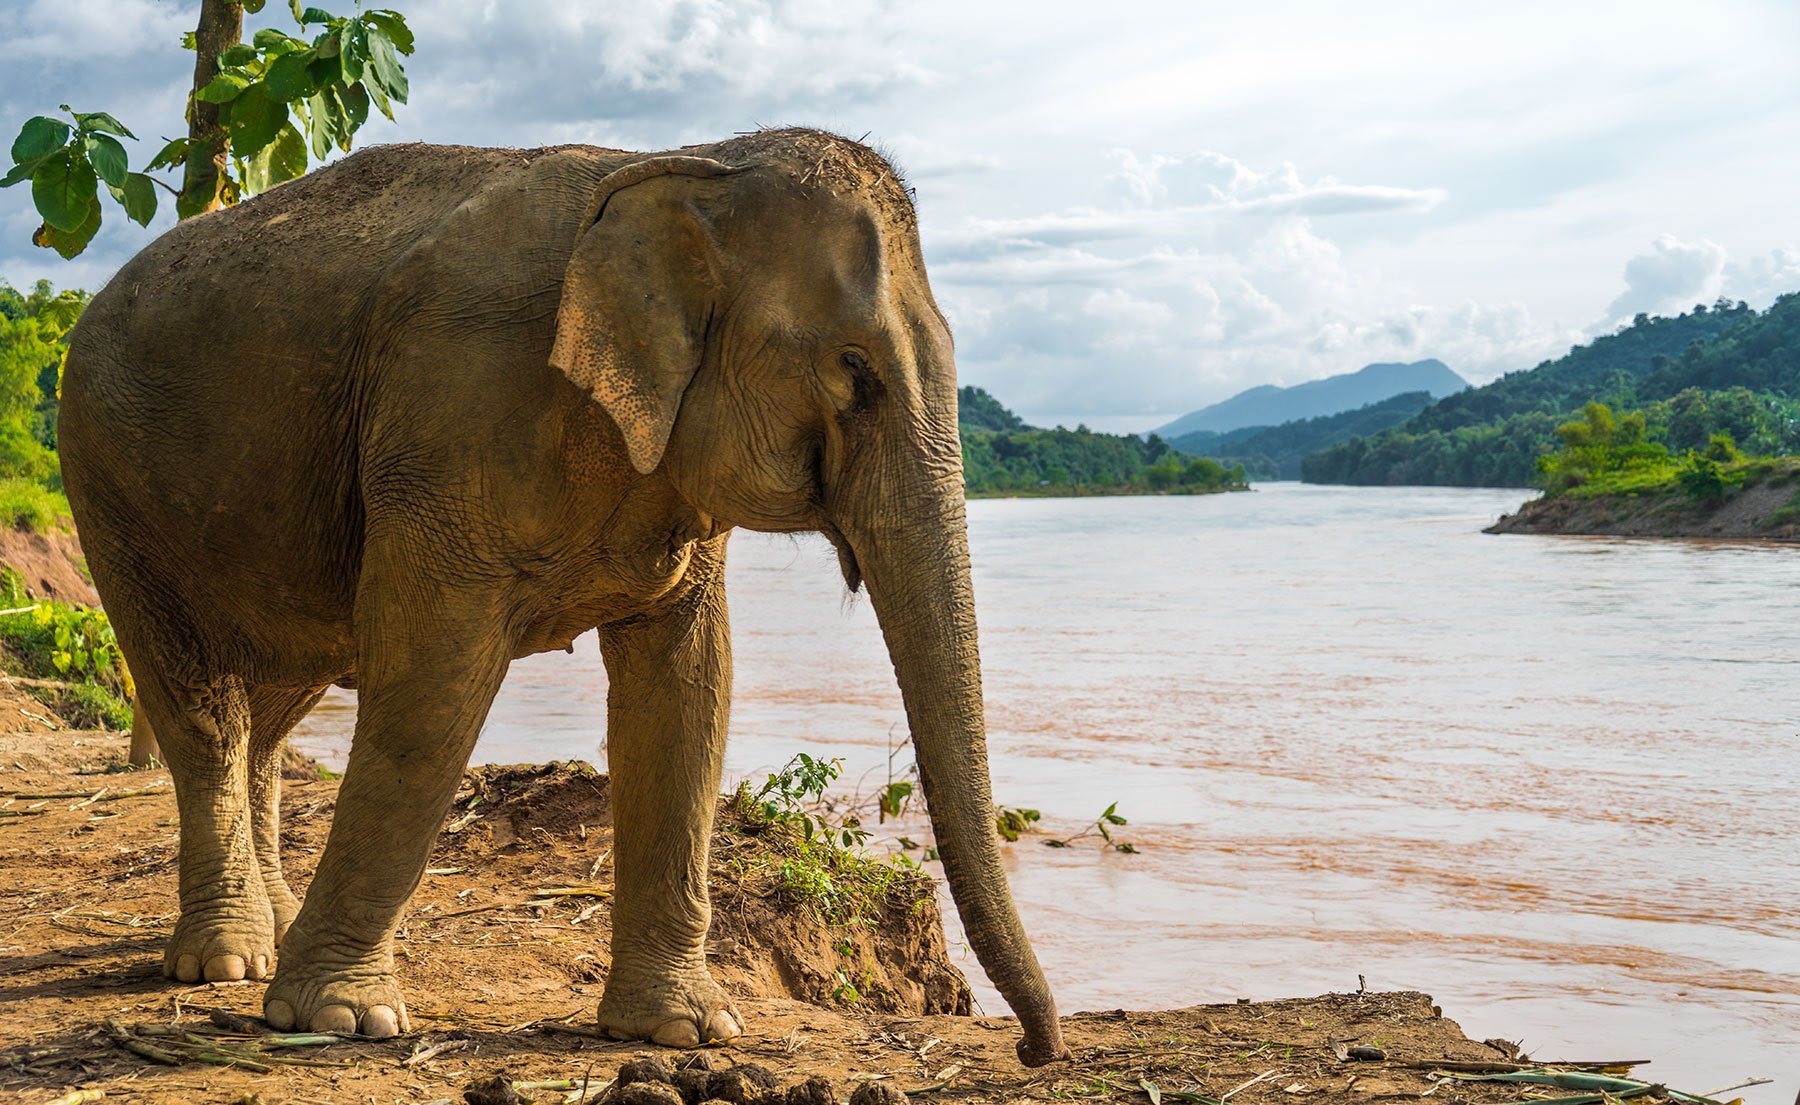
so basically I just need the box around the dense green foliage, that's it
[1305,296,1800,486]
[956,385,1027,431]
[1532,401,1799,509]
[1171,391,1435,479]
[957,387,1245,495]
[0,567,133,730]
[0,280,83,527]
[2,1,414,256]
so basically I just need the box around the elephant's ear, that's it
[550,156,737,475]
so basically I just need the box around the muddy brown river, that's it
[292,484,1800,1100]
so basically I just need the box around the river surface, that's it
[291,483,1800,1099]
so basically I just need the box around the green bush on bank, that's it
[1535,401,1797,504]
[0,566,132,730]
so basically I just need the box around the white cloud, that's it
[1600,234,1728,328]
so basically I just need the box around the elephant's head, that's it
[549,130,1069,1066]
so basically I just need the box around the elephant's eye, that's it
[838,350,884,412]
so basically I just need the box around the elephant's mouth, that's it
[821,524,863,593]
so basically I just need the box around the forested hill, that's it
[1169,391,1435,480]
[1304,296,1799,487]
[957,387,1246,495]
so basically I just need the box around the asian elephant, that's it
[58,129,1068,1065]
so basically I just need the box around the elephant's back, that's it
[58,143,616,678]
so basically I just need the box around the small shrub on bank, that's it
[0,565,132,729]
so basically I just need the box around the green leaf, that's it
[217,43,260,68]
[365,29,409,102]
[305,92,332,159]
[51,649,72,673]
[242,0,266,12]
[12,116,71,164]
[223,85,289,157]
[307,50,343,89]
[83,132,129,187]
[362,10,414,54]
[290,0,305,21]
[146,137,189,172]
[265,49,317,99]
[195,72,252,103]
[32,150,99,231]
[70,111,136,140]
[118,172,158,226]
[337,22,366,81]
[338,81,370,133]
[1,159,44,188]
[243,123,307,193]
[255,27,303,53]
[299,6,335,25]
[362,71,394,120]
[180,30,198,51]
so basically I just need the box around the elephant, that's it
[58,128,1068,1065]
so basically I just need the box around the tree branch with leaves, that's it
[2,0,415,258]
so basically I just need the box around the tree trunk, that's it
[182,0,245,216]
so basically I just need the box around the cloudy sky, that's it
[4,1,1798,430]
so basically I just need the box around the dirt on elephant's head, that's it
[435,761,970,1018]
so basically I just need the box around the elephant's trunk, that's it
[844,477,1069,1067]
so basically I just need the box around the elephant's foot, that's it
[263,953,409,1038]
[164,898,276,983]
[598,961,743,1047]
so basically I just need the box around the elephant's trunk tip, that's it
[1017,1026,1072,1067]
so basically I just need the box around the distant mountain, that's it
[1170,391,1437,480]
[1154,360,1468,438]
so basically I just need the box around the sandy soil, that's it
[1487,480,1800,541]
[1,732,1695,1104]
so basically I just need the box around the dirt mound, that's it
[443,762,971,1016]
[0,524,99,605]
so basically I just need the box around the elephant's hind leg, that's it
[134,665,275,983]
[248,684,329,944]
[595,538,741,1047]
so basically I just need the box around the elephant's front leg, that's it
[596,541,740,1047]
[263,569,511,1038]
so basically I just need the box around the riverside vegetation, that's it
[958,386,1249,496]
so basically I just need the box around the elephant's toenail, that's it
[253,955,269,979]
[703,1010,742,1042]
[363,1006,400,1038]
[205,954,247,982]
[174,954,201,982]
[651,1019,702,1047]
[313,1005,358,1034]
[265,1000,295,1030]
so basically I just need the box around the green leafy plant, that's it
[994,805,1041,842]
[0,567,134,730]
[3,1,415,257]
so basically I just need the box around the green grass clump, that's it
[0,565,133,729]
[725,755,932,928]
[0,477,72,532]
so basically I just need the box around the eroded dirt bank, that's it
[2,733,1692,1104]
[1487,480,1800,541]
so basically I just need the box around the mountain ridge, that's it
[1154,359,1468,438]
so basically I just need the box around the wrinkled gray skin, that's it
[59,129,1068,1065]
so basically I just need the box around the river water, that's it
[291,483,1800,1099]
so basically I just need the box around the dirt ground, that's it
[2,731,1703,1104]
